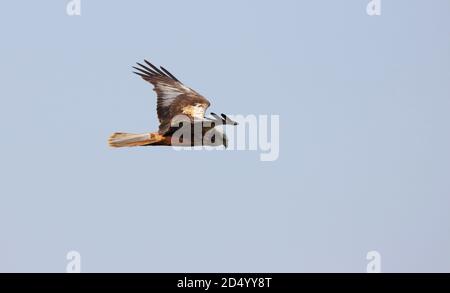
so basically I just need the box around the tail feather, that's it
[108,132,164,147]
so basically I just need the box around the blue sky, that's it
[0,0,449,272]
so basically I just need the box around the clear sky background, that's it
[0,0,449,272]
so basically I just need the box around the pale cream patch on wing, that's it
[181,104,206,119]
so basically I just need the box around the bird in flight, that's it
[109,60,238,148]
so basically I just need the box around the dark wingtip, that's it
[210,112,222,120]
[132,71,148,79]
[220,113,238,125]
[143,59,166,76]
[136,62,157,75]
[137,59,182,83]
[160,66,180,82]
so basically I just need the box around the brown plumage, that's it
[109,59,237,148]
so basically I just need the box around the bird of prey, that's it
[109,60,238,148]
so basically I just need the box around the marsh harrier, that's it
[109,60,237,148]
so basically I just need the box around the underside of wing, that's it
[133,60,210,134]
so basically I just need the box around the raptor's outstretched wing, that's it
[133,60,210,134]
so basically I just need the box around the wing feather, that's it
[133,60,210,134]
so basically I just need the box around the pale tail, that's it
[108,132,164,147]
